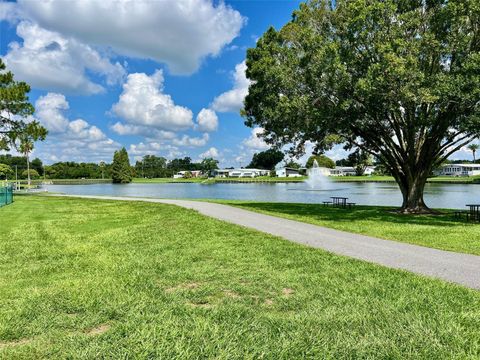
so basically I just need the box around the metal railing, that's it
[0,185,14,207]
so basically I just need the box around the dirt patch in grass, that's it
[223,290,240,299]
[165,282,200,293]
[85,324,111,336]
[264,299,274,306]
[282,288,294,297]
[187,301,213,309]
[0,338,32,349]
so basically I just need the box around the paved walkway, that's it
[56,194,480,290]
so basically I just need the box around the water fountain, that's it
[305,160,334,189]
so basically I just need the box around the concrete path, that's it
[55,194,480,290]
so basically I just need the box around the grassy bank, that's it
[132,177,206,183]
[219,201,480,256]
[136,175,480,184]
[333,175,480,183]
[0,196,479,358]
[132,176,306,183]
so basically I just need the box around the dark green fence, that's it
[0,185,14,207]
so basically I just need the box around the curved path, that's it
[55,194,480,290]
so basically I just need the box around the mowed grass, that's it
[219,201,480,256]
[0,196,479,359]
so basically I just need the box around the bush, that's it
[22,169,39,179]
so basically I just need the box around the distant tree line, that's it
[0,154,44,179]
[134,156,219,178]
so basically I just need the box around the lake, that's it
[42,181,480,209]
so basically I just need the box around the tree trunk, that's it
[395,171,432,214]
[26,153,31,187]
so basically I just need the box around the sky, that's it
[0,0,474,166]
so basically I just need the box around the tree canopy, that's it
[247,149,285,170]
[22,169,39,179]
[347,150,374,176]
[200,158,219,173]
[467,143,479,162]
[112,148,132,184]
[305,154,335,169]
[244,0,480,212]
[0,163,13,179]
[0,59,47,151]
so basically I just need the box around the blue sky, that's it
[0,0,316,166]
[1,0,473,166]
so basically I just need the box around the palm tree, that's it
[99,161,106,179]
[467,143,479,163]
[19,138,33,187]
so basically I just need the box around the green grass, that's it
[216,201,480,256]
[132,177,207,183]
[0,196,479,358]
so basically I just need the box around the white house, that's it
[364,166,376,175]
[211,169,230,178]
[329,167,357,176]
[328,166,376,176]
[307,166,332,176]
[173,170,203,179]
[228,168,270,178]
[275,167,303,177]
[435,164,480,177]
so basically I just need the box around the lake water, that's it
[42,181,480,209]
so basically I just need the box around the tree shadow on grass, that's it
[229,202,468,228]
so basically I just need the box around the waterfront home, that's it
[307,166,332,177]
[435,164,480,177]
[210,169,230,178]
[328,166,375,176]
[228,168,270,178]
[275,167,303,177]
[173,170,203,179]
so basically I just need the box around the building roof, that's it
[442,163,480,168]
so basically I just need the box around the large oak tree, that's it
[243,0,480,213]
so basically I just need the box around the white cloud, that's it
[128,142,183,160]
[34,93,70,133]
[111,70,194,132]
[0,2,22,22]
[17,0,245,75]
[32,93,120,163]
[243,127,269,150]
[3,21,125,95]
[196,108,218,132]
[172,133,209,147]
[212,61,250,113]
[111,122,176,140]
[199,147,219,159]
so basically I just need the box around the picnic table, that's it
[466,204,480,221]
[331,196,349,208]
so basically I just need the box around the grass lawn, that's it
[217,201,480,256]
[0,196,479,358]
